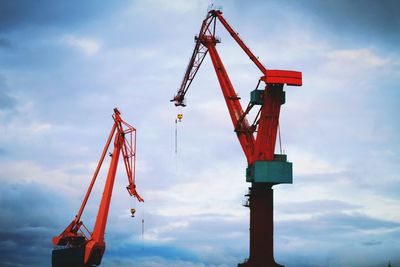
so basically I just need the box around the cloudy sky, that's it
[0,0,399,266]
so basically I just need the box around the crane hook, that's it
[130,208,136,217]
[177,113,183,122]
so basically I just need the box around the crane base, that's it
[52,247,88,267]
[238,261,284,267]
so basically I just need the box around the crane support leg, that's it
[239,183,283,267]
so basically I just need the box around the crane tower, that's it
[171,8,302,267]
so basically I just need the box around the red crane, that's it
[52,108,143,267]
[172,8,302,267]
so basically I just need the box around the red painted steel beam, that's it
[84,132,122,264]
[172,13,216,106]
[213,10,267,75]
[253,85,284,162]
[77,124,117,224]
[204,38,255,163]
[262,70,302,86]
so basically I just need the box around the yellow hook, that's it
[177,114,183,122]
[130,208,136,217]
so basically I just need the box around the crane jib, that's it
[172,9,302,164]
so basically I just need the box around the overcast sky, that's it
[0,0,399,267]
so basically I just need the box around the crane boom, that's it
[171,12,214,106]
[52,108,143,267]
[206,39,255,162]
[171,9,270,107]
[213,11,267,74]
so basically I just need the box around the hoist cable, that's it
[278,121,283,155]
[175,119,178,154]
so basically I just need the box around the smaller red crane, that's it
[52,108,143,267]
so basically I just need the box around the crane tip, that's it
[113,108,121,115]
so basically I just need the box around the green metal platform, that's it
[246,154,292,184]
[250,89,285,105]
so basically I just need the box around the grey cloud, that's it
[276,212,400,266]
[0,90,16,110]
[0,76,15,111]
[362,240,382,246]
[0,0,126,32]
[0,182,68,267]
[103,256,223,267]
[106,244,200,264]
[288,0,400,47]
[0,38,13,50]
[277,211,400,238]
[329,212,400,230]
[280,253,397,267]
[278,199,361,214]
[104,212,247,266]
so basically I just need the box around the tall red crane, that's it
[52,108,143,267]
[171,8,302,267]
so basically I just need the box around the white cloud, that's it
[321,48,391,84]
[29,122,52,134]
[327,48,389,68]
[61,35,101,56]
[0,160,91,196]
[289,149,346,176]
[144,221,188,241]
[146,162,246,218]
[0,95,59,142]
